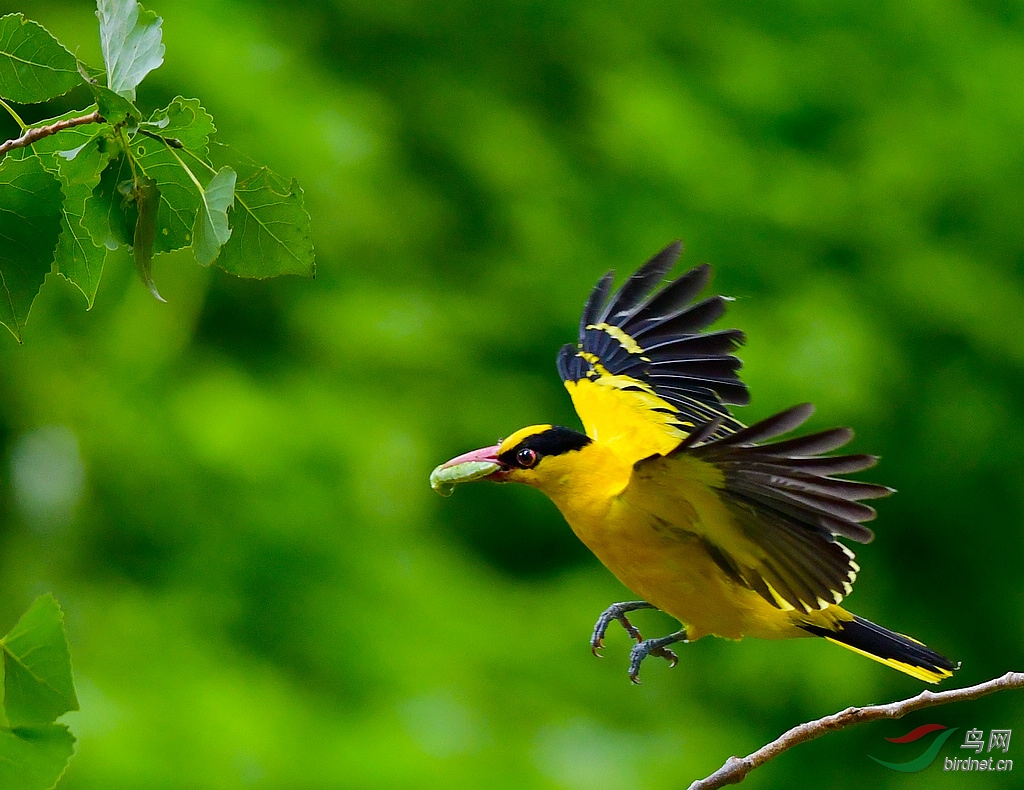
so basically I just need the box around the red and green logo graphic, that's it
[870,724,959,772]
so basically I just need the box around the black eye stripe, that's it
[497,426,592,467]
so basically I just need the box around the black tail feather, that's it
[801,614,955,683]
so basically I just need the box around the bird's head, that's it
[430,424,592,496]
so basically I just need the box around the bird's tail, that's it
[800,614,956,684]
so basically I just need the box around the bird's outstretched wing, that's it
[557,241,748,464]
[628,404,893,613]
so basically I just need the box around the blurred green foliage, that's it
[0,0,1022,787]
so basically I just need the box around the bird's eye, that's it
[516,448,539,468]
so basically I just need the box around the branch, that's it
[690,671,1024,790]
[0,110,103,157]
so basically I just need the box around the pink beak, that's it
[429,443,506,496]
[440,444,503,467]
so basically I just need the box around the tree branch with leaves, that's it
[0,0,314,341]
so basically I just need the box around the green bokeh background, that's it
[1,0,1023,787]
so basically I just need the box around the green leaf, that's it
[96,0,164,100]
[0,14,81,104]
[209,143,316,278]
[0,154,63,341]
[1,594,78,728]
[55,179,106,306]
[131,97,216,254]
[193,166,235,266]
[133,174,163,301]
[88,82,140,126]
[84,153,135,250]
[0,725,75,790]
[139,96,214,157]
[26,107,112,306]
[54,131,113,186]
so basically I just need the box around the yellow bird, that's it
[431,242,954,684]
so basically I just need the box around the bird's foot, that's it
[590,601,655,656]
[628,630,688,684]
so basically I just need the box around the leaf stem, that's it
[0,110,102,157]
[137,128,182,148]
[162,142,206,192]
[116,126,141,183]
[177,146,218,177]
[0,97,27,131]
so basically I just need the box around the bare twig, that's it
[690,671,1024,790]
[0,110,103,157]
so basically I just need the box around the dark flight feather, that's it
[633,402,893,611]
[598,241,683,324]
[559,242,748,436]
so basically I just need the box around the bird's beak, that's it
[430,443,505,497]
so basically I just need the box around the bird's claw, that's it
[590,601,654,656]
[590,603,686,682]
[617,614,643,643]
[627,632,687,683]
[592,615,643,656]
[628,646,678,684]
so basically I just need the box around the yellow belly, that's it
[583,508,787,638]
[554,486,844,641]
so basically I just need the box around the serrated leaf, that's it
[193,166,235,266]
[54,128,112,186]
[88,83,139,126]
[55,180,105,306]
[139,96,214,157]
[0,725,75,790]
[96,0,164,100]
[26,107,111,305]
[0,154,63,340]
[84,154,135,250]
[1,594,78,728]
[0,14,81,104]
[130,98,217,254]
[132,143,196,254]
[132,174,163,301]
[208,143,315,278]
